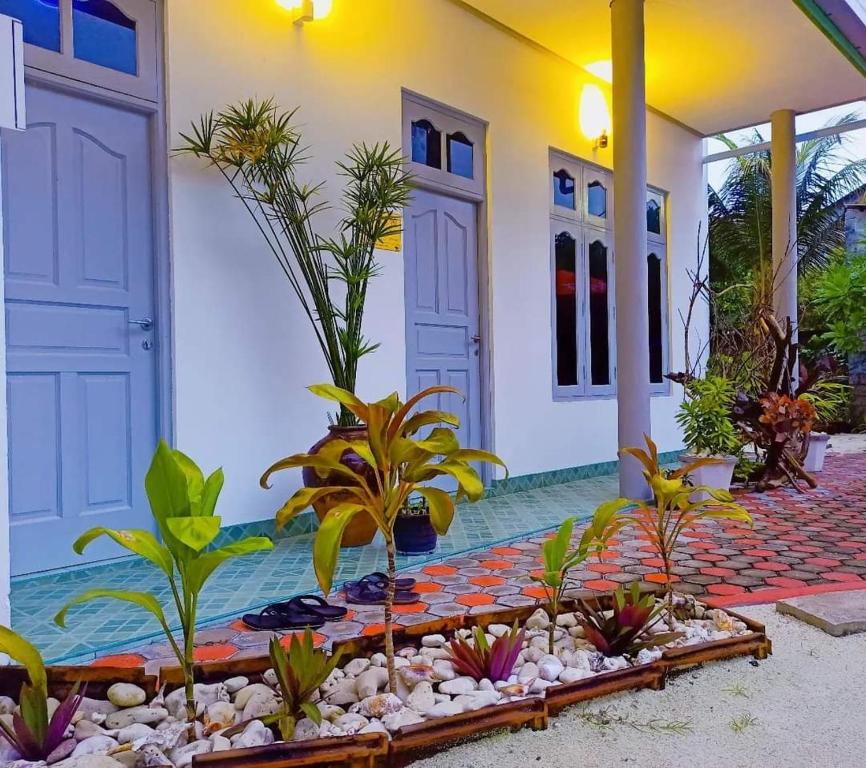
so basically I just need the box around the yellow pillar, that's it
[612,0,651,497]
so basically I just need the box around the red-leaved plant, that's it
[447,621,525,683]
[0,626,84,760]
[579,583,682,658]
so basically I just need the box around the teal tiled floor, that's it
[11,474,618,663]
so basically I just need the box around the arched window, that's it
[73,0,137,75]
[554,231,578,387]
[552,169,575,210]
[411,119,442,170]
[447,132,473,179]
[0,0,61,51]
[587,180,607,219]
[588,239,610,386]
[647,252,664,384]
[647,198,661,234]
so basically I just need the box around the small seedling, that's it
[722,682,750,698]
[578,706,693,735]
[729,713,759,733]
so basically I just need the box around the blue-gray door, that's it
[2,83,158,575]
[404,188,482,460]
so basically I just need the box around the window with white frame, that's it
[550,150,668,399]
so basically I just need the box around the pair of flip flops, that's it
[242,595,347,631]
[343,572,420,605]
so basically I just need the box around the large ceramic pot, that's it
[679,454,737,502]
[302,425,378,547]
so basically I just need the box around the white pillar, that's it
[771,109,798,347]
[611,0,651,498]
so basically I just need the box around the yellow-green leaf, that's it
[260,453,362,489]
[274,486,363,529]
[313,503,366,595]
[416,487,455,535]
[166,516,222,552]
[307,384,368,422]
[73,528,173,577]
[54,589,172,640]
[0,625,46,695]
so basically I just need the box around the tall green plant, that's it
[177,100,413,426]
[531,508,627,654]
[0,627,83,760]
[676,375,742,456]
[55,441,274,724]
[260,384,507,693]
[811,250,866,357]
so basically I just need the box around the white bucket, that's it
[679,454,738,502]
[803,432,830,473]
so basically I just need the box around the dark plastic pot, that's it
[394,512,438,555]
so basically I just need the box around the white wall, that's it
[164,0,707,526]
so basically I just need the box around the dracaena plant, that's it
[260,383,507,693]
[55,440,274,725]
[610,435,753,609]
[268,629,343,741]
[531,505,629,654]
[578,583,683,658]
[447,621,525,683]
[0,626,83,761]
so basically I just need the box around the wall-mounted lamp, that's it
[579,84,611,150]
[277,0,332,25]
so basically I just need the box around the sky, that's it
[705,100,866,193]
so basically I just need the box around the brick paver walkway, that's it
[96,452,866,672]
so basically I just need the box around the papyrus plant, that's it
[177,99,412,427]
[0,627,83,760]
[55,441,273,724]
[531,506,628,654]
[260,384,507,692]
[609,435,752,609]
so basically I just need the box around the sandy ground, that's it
[826,433,866,454]
[415,604,866,768]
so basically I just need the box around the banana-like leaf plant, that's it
[260,383,507,692]
[613,435,753,609]
[531,505,629,654]
[0,626,84,760]
[55,440,274,724]
[269,629,343,740]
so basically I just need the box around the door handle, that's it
[471,335,481,344]
[128,318,154,331]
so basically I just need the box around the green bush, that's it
[676,375,742,456]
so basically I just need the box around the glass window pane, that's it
[447,132,473,179]
[554,231,578,387]
[648,253,664,384]
[587,180,607,218]
[647,196,662,234]
[411,120,441,169]
[552,169,575,210]
[588,239,610,386]
[73,0,137,75]
[0,0,60,51]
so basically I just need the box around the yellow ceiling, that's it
[460,0,866,135]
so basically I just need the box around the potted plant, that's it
[676,375,743,497]
[394,495,438,555]
[260,383,507,693]
[179,100,413,547]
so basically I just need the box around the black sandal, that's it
[241,603,326,631]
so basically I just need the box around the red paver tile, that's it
[193,643,238,662]
[413,582,443,593]
[765,576,809,588]
[743,549,778,557]
[392,602,429,614]
[820,572,863,583]
[361,623,404,637]
[753,561,790,571]
[700,567,736,577]
[279,631,326,648]
[584,579,619,591]
[587,562,622,574]
[456,593,495,607]
[479,559,515,570]
[423,565,457,577]
[91,654,145,669]
[645,572,678,584]
[522,586,551,599]
[804,557,842,567]
[469,575,505,587]
[491,546,521,556]
[706,583,747,596]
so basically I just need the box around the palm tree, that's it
[709,114,866,290]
